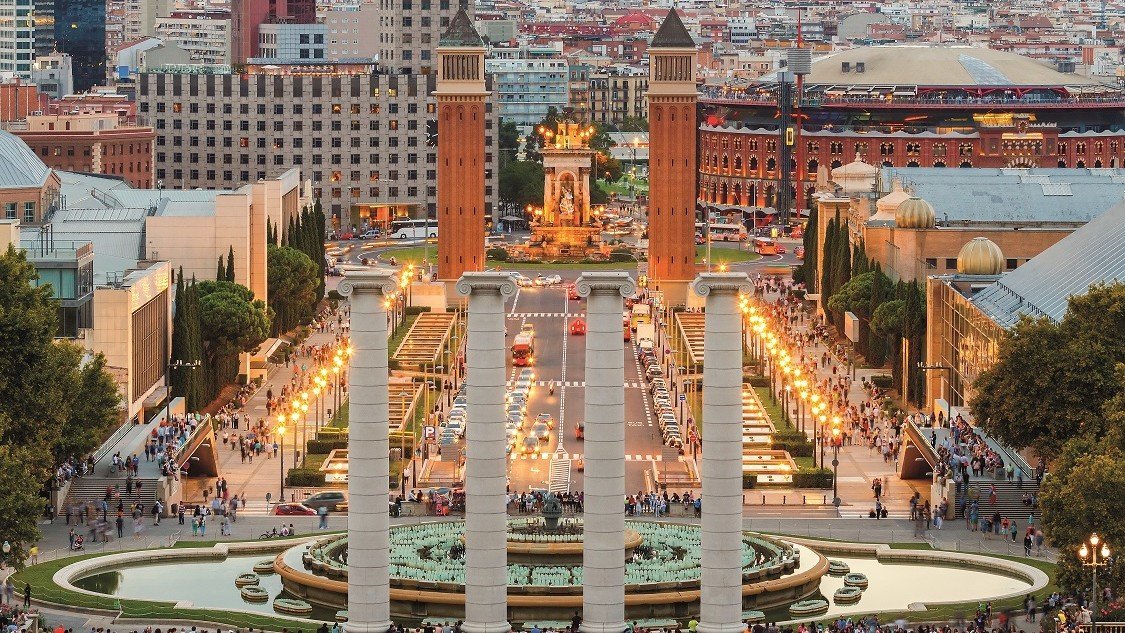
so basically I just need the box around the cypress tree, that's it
[802,204,818,293]
[216,256,225,281]
[225,246,235,282]
[313,199,326,301]
[170,267,188,399]
[820,217,836,301]
[286,215,298,248]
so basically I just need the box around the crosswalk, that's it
[511,380,647,389]
[507,312,578,319]
[510,452,666,462]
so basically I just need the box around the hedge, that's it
[771,439,813,457]
[306,438,348,454]
[286,468,326,487]
[747,375,770,387]
[487,247,509,262]
[317,427,345,439]
[870,374,894,389]
[404,306,431,315]
[793,469,833,489]
[742,474,757,489]
[773,429,808,443]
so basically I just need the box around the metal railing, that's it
[90,422,133,466]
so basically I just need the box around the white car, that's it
[545,274,562,285]
[515,275,534,287]
[360,229,382,239]
[533,274,548,287]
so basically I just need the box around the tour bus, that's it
[512,332,535,366]
[390,218,438,240]
[694,222,748,242]
[630,303,652,331]
[753,237,779,255]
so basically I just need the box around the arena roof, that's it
[799,46,1107,88]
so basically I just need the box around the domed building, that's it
[894,197,936,229]
[867,179,910,225]
[956,238,1004,275]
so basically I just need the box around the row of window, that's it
[152,100,434,116]
[704,136,1125,158]
[154,117,422,135]
[3,201,35,223]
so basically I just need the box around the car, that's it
[575,421,584,440]
[530,421,551,441]
[516,275,535,287]
[360,229,382,240]
[666,436,684,449]
[506,404,525,419]
[567,284,580,301]
[533,274,548,286]
[273,502,317,516]
[776,244,787,254]
[518,368,536,380]
[545,274,562,285]
[623,325,631,341]
[303,491,348,513]
[520,323,535,336]
[795,246,805,260]
[569,318,587,335]
[535,412,555,429]
[646,365,663,378]
[445,420,465,437]
[519,435,540,454]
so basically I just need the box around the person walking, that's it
[23,582,31,608]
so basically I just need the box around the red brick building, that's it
[13,113,155,188]
[697,46,1125,223]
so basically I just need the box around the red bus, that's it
[512,332,534,366]
[753,237,779,255]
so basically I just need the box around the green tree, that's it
[498,119,520,168]
[216,255,225,281]
[267,245,319,335]
[793,204,818,292]
[595,152,624,183]
[225,246,235,282]
[614,116,649,132]
[499,160,546,210]
[196,280,270,400]
[827,271,875,315]
[0,427,47,568]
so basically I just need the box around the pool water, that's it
[72,544,1033,624]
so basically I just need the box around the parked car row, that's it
[640,352,684,450]
[512,273,563,287]
[506,368,553,455]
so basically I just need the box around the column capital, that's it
[338,270,398,298]
[575,272,636,298]
[455,272,518,298]
[692,272,752,298]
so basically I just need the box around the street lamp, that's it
[830,420,841,513]
[1079,533,1112,633]
[277,424,287,504]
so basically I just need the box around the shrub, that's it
[742,474,757,489]
[747,375,770,387]
[486,247,509,262]
[286,468,326,487]
[870,374,893,389]
[773,429,809,443]
[404,306,431,315]
[306,438,348,454]
[772,439,813,457]
[792,469,833,489]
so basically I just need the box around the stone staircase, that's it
[741,386,796,484]
[62,475,161,513]
[954,478,1041,521]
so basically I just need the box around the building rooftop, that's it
[879,167,1125,225]
[971,200,1125,328]
[440,7,485,48]
[651,9,695,49]
[0,130,52,189]
[798,46,1110,88]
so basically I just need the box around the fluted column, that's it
[694,273,751,633]
[338,270,397,633]
[576,272,636,633]
[456,272,517,633]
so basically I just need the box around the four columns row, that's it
[339,270,751,633]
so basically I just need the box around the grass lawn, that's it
[753,384,792,429]
[378,244,438,265]
[696,245,760,265]
[328,400,349,428]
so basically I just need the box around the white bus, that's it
[390,218,438,240]
[695,222,748,242]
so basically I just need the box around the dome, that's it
[895,196,936,229]
[869,179,909,224]
[957,237,1005,275]
[832,154,878,178]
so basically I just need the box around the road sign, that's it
[679,394,686,402]
[424,426,436,440]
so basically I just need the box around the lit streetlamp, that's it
[1079,533,1111,633]
[277,424,287,504]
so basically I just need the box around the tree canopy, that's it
[196,280,271,360]
[0,245,120,567]
[268,245,319,335]
[971,283,1125,455]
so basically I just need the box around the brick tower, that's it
[435,9,488,282]
[647,9,698,304]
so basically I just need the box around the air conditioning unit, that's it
[855,62,866,73]
[841,61,851,73]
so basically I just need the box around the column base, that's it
[461,621,512,633]
[696,622,748,633]
[345,620,394,633]
[580,621,628,633]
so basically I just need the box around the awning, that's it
[500,215,525,221]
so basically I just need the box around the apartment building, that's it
[588,72,648,126]
[486,47,569,126]
[137,67,499,227]
[154,10,232,66]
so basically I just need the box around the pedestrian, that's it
[116,513,125,538]
[29,545,38,564]
[23,582,30,608]
[318,505,329,530]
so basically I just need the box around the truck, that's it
[636,322,656,351]
[630,303,652,330]
[512,332,534,366]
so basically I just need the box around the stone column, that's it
[693,273,751,633]
[338,270,397,633]
[456,272,517,633]
[576,272,636,633]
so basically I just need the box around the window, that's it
[1006,259,1018,270]
[944,258,957,270]
[4,202,14,219]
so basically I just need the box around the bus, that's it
[630,303,651,331]
[753,237,779,255]
[695,222,748,242]
[390,218,438,240]
[512,332,535,366]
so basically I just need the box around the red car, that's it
[624,324,632,341]
[567,284,580,301]
[273,502,317,516]
[776,244,787,254]
[569,318,587,335]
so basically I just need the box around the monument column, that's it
[338,270,397,633]
[576,272,636,633]
[456,272,517,633]
[694,272,751,633]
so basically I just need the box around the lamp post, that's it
[1079,533,1111,633]
[277,424,287,504]
[830,421,841,513]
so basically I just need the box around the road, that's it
[502,276,664,495]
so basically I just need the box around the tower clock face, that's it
[426,119,438,147]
